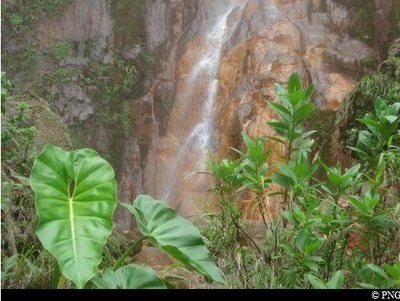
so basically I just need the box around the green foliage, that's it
[82,56,138,138]
[1,72,12,114]
[9,14,24,32]
[206,72,400,289]
[122,196,225,284]
[3,0,71,34]
[357,261,400,289]
[237,132,271,192]
[1,101,37,173]
[1,251,55,288]
[210,159,242,193]
[94,64,110,78]
[321,162,361,196]
[116,56,139,93]
[307,270,345,289]
[2,54,18,73]
[208,124,275,286]
[53,41,70,62]
[28,145,223,288]
[349,98,400,179]
[1,81,52,288]
[141,50,157,72]
[29,145,117,288]
[52,67,82,83]
[21,48,38,71]
[352,3,374,45]
[99,100,131,137]
[92,264,167,289]
[267,72,315,162]
[36,0,70,12]
[121,102,131,137]
[336,40,400,148]
[2,45,39,74]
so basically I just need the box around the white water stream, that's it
[160,2,245,204]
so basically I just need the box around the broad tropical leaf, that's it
[122,195,225,284]
[92,264,167,289]
[29,144,117,288]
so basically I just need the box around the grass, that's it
[53,41,70,63]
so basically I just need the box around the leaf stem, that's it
[51,263,61,288]
[256,194,269,231]
[57,274,66,289]
[113,236,146,271]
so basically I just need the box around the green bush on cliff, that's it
[1,72,12,114]
[336,40,400,149]
[2,0,71,34]
[1,76,43,288]
[53,41,70,63]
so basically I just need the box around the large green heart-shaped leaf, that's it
[92,264,167,289]
[29,144,117,288]
[122,195,225,284]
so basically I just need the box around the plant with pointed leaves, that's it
[207,72,399,289]
[349,97,400,189]
[267,72,315,163]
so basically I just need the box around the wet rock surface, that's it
[53,84,94,125]
[2,0,399,224]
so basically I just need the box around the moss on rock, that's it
[5,94,73,151]
[339,40,400,145]
[321,39,400,165]
[351,2,374,45]
[389,2,400,42]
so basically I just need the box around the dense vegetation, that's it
[1,74,224,288]
[2,0,399,291]
[1,73,48,288]
[205,73,400,288]
[335,40,400,149]
[1,70,399,289]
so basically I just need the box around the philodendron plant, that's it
[29,144,224,289]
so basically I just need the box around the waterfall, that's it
[159,2,245,206]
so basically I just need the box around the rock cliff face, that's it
[2,0,399,228]
[322,38,400,168]
[142,0,399,220]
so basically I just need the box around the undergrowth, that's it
[204,73,400,289]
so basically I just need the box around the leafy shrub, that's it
[3,0,71,34]
[1,72,12,114]
[9,14,23,32]
[206,72,400,288]
[52,67,82,83]
[1,75,48,288]
[21,48,38,71]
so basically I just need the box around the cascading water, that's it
[152,1,246,215]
